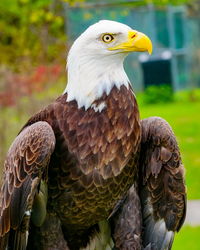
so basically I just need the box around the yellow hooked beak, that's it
[109,30,153,54]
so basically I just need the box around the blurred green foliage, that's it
[143,85,174,104]
[0,0,196,71]
[0,0,67,70]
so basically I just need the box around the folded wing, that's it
[0,121,55,250]
[139,117,186,249]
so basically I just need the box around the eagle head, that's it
[65,20,153,110]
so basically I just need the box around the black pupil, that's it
[104,35,111,41]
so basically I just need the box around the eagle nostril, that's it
[131,33,137,39]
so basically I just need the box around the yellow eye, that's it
[102,34,114,43]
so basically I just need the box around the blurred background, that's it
[0,0,200,249]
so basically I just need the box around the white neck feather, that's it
[64,52,129,110]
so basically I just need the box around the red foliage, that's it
[0,92,15,107]
[0,64,63,107]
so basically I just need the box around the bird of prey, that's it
[0,20,186,250]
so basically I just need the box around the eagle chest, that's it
[48,87,141,226]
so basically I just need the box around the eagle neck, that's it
[64,53,130,110]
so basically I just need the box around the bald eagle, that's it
[0,20,186,250]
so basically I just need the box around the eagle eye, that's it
[101,34,114,43]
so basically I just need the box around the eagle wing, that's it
[0,121,55,249]
[139,117,186,249]
[110,117,186,250]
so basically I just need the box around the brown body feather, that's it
[0,85,186,250]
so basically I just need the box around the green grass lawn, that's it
[137,90,200,200]
[173,226,200,250]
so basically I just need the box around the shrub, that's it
[143,84,174,104]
